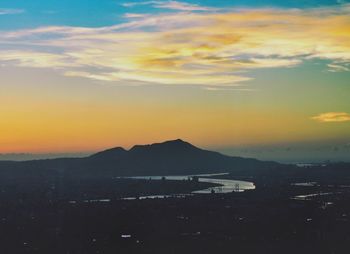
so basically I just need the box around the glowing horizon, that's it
[0,0,349,158]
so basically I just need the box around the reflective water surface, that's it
[120,173,255,199]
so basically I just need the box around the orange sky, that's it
[0,4,350,153]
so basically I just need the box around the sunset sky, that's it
[0,0,349,162]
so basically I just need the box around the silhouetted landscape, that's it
[2,0,350,252]
[0,139,349,253]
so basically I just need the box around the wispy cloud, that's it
[312,112,350,122]
[41,10,58,15]
[124,13,151,19]
[0,8,24,15]
[122,1,218,11]
[0,5,349,87]
[204,87,257,92]
[328,62,350,72]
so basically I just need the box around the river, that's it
[121,173,255,199]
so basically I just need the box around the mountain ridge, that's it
[0,139,283,177]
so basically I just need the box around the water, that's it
[66,174,256,203]
[291,182,317,187]
[292,192,338,200]
[193,178,255,194]
[119,173,255,199]
[127,173,229,181]
[123,194,191,200]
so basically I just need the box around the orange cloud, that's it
[312,112,350,123]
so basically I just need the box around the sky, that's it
[0,0,350,162]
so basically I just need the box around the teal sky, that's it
[0,0,349,29]
[0,0,349,163]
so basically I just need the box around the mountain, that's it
[88,139,281,176]
[0,139,284,178]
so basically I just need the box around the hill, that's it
[0,139,281,177]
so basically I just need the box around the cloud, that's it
[0,8,24,15]
[0,50,77,68]
[312,112,350,122]
[327,62,350,72]
[0,5,349,87]
[124,13,151,19]
[122,1,217,11]
[204,87,257,92]
[41,10,58,15]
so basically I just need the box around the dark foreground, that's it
[1,178,350,254]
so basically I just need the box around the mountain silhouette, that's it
[89,147,128,160]
[0,139,282,177]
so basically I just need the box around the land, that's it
[0,140,349,253]
[1,178,350,254]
